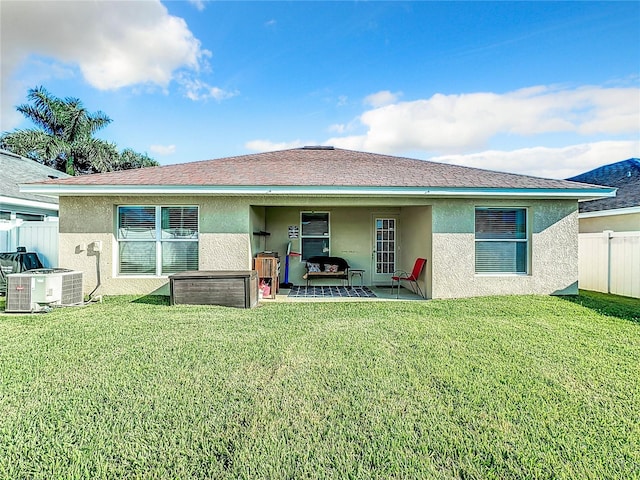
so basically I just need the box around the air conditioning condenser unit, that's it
[6,268,83,313]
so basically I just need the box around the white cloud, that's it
[328,124,347,134]
[431,140,640,179]
[1,0,210,129]
[179,76,238,102]
[329,84,640,155]
[325,135,368,152]
[188,0,206,11]
[246,83,638,179]
[245,140,309,152]
[150,144,177,156]
[327,117,361,135]
[364,90,402,107]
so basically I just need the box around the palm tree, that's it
[0,87,157,175]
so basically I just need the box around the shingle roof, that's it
[29,147,604,192]
[0,150,69,205]
[567,158,640,212]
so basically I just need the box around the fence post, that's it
[604,230,613,294]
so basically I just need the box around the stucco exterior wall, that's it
[578,212,640,233]
[398,206,432,298]
[250,206,267,256]
[59,194,579,298]
[59,196,254,296]
[59,195,429,296]
[431,199,579,298]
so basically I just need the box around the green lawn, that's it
[0,292,638,479]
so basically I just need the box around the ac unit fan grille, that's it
[6,276,35,313]
[61,272,83,305]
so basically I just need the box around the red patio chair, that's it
[392,258,427,298]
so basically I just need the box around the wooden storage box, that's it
[253,255,280,299]
[169,270,258,308]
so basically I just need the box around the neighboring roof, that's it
[21,147,614,200]
[567,158,640,213]
[0,149,70,210]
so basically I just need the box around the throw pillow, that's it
[325,264,339,273]
[307,263,321,273]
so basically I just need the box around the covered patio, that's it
[250,204,432,299]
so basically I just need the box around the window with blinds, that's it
[300,212,329,260]
[475,208,528,274]
[117,206,199,275]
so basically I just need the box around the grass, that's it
[0,292,638,479]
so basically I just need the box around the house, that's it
[20,147,614,299]
[566,158,640,233]
[0,150,69,262]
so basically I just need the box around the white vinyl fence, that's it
[578,231,640,298]
[0,220,59,267]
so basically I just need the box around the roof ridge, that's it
[22,147,614,191]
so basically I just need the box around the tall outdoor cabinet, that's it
[253,253,279,299]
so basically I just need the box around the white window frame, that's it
[116,205,199,276]
[474,207,529,275]
[300,211,330,261]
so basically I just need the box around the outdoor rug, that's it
[288,286,377,298]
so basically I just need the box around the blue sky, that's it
[2,1,639,178]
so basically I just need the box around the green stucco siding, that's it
[58,196,253,295]
[431,199,579,298]
[58,195,579,298]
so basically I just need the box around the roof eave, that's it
[19,184,617,200]
[0,194,60,211]
[579,205,640,218]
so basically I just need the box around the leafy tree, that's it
[0,86,158,175]
[118,148,158,170]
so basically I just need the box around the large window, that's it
[300,212,329,260]
[475,208,528,274]
[117,206,199,275]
